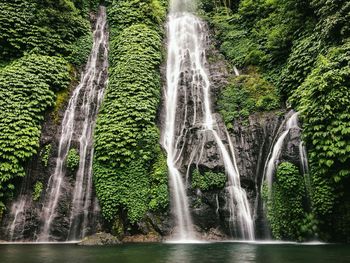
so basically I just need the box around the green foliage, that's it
[291,42,350,235]
[204,0,312,70]
[0,54,70,205]
[291,42,350,184]
[72,0,100,16]
[67,33,93,66]
[207,8,261,68]
[95,24,162,166]
[264,162,307,241]
[93,0,167,223]
[53,87,71,124]
[0,0,90,61]
[107,0,166,37]
[192,169,227,191]
[40,144,52,167]
[299,213,319,240]
[218,69,279,127]
[310,0,350,42]
[332,178,350,242]
[149,149,169,211]
[278,34,324,98]
[67,148,80,172]
[32,181,43,201]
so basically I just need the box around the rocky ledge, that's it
[122,232,162,243]
[79,232,120,246]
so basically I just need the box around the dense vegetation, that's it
[218,71,279,127]
[0,0,93,214]
[93,0,169,225]
[263,162,313,241]
[201,0,350,241]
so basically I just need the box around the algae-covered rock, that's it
[79,232,120,246]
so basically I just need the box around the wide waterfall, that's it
[36,6,109,241]
[163,0,254,240]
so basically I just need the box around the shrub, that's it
[192,169,227,191]
[218,70,279,127]
[33,181,44,201]
[264,162,307,241]
[67,148,80,172]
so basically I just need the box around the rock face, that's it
[79,232,120,246]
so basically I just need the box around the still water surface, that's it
[0,242,349,263]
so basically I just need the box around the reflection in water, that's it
[0,243,349,263]
[230,244,256,263]
[166,245,192,263]
[165,244,257,263]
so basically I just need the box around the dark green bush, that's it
[292,41,350,184]
[278,34,324,98]
[107,0,166,37]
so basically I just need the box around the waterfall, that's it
[163,11,196,241]
[163,0,254,240]
[7,197,27,241]
[299,141,312,197]
[263,112,299,190]
[67,8,108,240]
[233,66,240,76]
[37,6,108,241]
[299,141,309,176]
[262,111,311,194]
[5,160,32,241]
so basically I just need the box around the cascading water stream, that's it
[7,197,27,241]
[5,164,32,241]
[67,9,108,241]
[263,111,310,192]
[164,11,196,241]
[299,141,311,195]
[263,112,299,190]
[163,0,254,241]
[37,6,108,241]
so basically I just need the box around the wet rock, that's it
[202,227,228,241]
[122,232,161,243]
[79,232,120,246]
